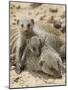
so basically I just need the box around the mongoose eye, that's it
[27,24,30,28]
[21,24,24,28]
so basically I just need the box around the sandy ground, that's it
[9,2,66,88]
[10,69,65,88]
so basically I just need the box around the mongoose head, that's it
[39,46,63,78]
[28,36,42,56]
[17,17,34,34]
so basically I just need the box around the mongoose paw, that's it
[16,63,22,74]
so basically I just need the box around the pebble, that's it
[40,15,46,20]
[10,66,16,70]
[12,22,16,25]
[61,24,66,33]
[53,20,61,29]
[16,5,21,9]
[14,18,17,21]
[30,3,42,8]
[14,77,20,82]
[49,8,58,13]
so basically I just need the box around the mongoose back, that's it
[33,22,65,55]
[39,45,63,78]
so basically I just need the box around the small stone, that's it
[61,25,66,33]
[12,22,16,25]
[30,3,42,8]
[14,18,17,21]
[40,15,46,20]
[11,66,16,70]
[49,8,58,13]
[53,20,61,29]
[14,77,20,82]
[16,5,21,9]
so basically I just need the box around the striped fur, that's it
[10,29,18,65]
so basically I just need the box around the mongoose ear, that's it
[31,19,34,24]
[39,38,45,48]
[17,19,19,25]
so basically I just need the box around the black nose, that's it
[21,24,23,27]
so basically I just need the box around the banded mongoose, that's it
[10,17,35,74]
[22,36,63,78]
